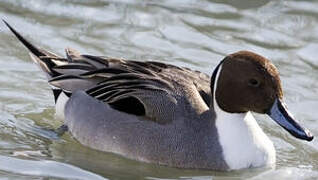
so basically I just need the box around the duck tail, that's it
[3,20,45,57]
[3,20,65,102]
[3,20,65,78]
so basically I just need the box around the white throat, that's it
[213,64,275,170]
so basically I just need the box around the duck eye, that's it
[248,78,260,87]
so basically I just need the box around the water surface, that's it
[0,0,318,179]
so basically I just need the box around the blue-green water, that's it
[0,0,318,179]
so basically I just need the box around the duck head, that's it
[212,51,313,141]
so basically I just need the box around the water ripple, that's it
[0,0,317,179]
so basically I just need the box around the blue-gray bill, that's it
[267,99,314,141]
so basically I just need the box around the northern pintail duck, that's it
[4,21,313,171]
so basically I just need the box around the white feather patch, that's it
[213,65,276,170]
[55,92,69,120]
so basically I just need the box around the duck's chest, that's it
[215,111,276,170]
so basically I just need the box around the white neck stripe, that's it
[212,64,276,170]
[212,64,223,111]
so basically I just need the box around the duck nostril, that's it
[248,78,260,87]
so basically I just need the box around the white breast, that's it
[213,65,276,170]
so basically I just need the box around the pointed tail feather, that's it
[3,20,62,77]
[3,20,66,103]
[3,20,45,57]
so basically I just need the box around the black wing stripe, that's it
[80,68,132,77]
[53,64,94,70]
[97,89,134,101]
[99,74,173,89]
[81,55,108,68]
[89,83,165,98]
[121,62,156,75]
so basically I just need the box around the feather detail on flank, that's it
[213,64,276,170]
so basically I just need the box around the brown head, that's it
[212,51,313,141]
[215,51,283,114]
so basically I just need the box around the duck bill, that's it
[266,98,313,141]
